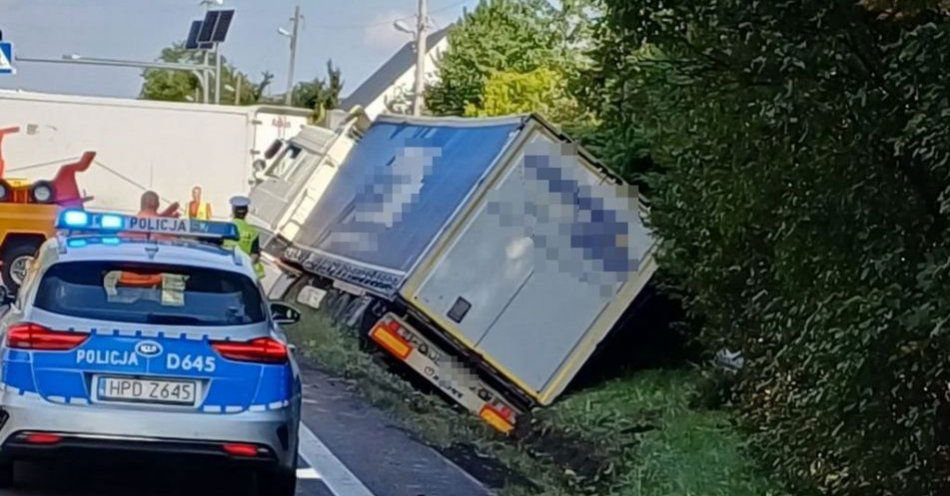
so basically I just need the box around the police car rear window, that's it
[34,261,266,326]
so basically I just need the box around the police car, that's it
[0,210,302,495]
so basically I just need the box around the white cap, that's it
[229,196,250,208]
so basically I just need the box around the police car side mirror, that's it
[270,302,301,326]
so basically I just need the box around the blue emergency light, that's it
[56,209,239,241]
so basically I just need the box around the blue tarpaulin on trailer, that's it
[283,115,523,297]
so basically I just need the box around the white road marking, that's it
[296,467,322,480]
[297,424,376,496]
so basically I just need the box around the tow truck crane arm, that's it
[0,127,20,178]
[49,151,95,208]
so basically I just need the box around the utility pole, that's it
[282,5,301,106]
[214,44,222,104]
[412,0,428,116]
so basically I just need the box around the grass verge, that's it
[286,307,789,496]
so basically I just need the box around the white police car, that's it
[0,210,302,495]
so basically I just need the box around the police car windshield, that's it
[34,261,265,326]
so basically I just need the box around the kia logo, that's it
[134,341,163,358]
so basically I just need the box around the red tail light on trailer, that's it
[210,337,288,364]
[370,320,412,360]
[6,323,89,351]
[479,405,515,434]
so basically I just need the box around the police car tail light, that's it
[222,443,263,457]
[6,323,89,351]
[23,432,63,445]
[210,337,288,364]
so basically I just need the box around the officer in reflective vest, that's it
[225,196,265,279]
[187,186,212,220]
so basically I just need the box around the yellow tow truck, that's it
[0,126,94,292]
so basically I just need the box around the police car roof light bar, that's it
[56,209,239,241]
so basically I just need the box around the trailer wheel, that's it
[2,241,41,294]
[341,296,369,331]
[321,289,342,317]
[330,293,353,324]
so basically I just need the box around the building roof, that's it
[339,27,451,110]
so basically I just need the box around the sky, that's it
[0,0,478,99]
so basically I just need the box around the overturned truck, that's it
[269,114,658,432]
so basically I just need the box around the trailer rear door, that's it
[403,123,657,403]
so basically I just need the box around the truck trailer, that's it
[0,90,311,217]
[275,114,658,432]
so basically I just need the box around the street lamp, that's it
[393,20,414,35]
[278,6,301,106]
[392,1,430,116]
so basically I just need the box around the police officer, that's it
[225,196,265,279]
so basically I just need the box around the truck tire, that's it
[320,289,342,316]
[330,293,353,325]
[2,241,40,294]
[341,296,368,329]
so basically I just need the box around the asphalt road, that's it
[0,361,490,496]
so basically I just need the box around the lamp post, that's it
[393,0,429,116]
[278,6,302,106]
[199,0,223,104]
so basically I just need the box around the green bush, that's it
[584,1,950,494]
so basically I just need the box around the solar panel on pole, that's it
[185,20,203,50]
[211,10,235,43]
[197,10,221,43]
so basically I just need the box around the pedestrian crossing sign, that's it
[0,42,14,75]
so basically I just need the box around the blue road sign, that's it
[0,41,14,75]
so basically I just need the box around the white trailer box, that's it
[0,90,310,217]
[282,114,658,430]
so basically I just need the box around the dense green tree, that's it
[585,1,950,494]
[461,66,582,123]
[290,60,343,123]
[139,43,273,105]
[425,0,564,116]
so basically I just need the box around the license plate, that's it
[95,376,198,406]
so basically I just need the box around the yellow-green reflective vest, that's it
[226,219,265,279]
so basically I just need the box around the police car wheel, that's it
[0,460,13,488]
[257,467,296,496]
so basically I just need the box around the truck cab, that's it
[248,108,369,249]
